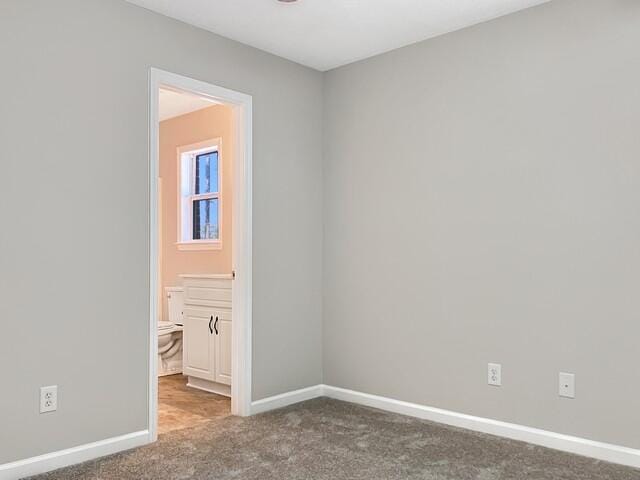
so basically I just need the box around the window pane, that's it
[194,151,219,194]
[192,198,219,240]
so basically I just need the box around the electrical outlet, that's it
[559,373,575,398]
[40,385,58,413]
[488,363,502,386]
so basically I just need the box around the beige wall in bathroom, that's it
[159,104,234,308]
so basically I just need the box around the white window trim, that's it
[176,138,223,251]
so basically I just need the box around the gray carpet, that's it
[27,398,639,479]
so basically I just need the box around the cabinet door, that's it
[214,308,232,386]
[182,307,216,381]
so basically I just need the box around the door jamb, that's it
[148,67,253,442]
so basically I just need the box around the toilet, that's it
[158,287,184,376]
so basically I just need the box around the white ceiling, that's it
[159,88,218,121]
[126,0,550,71]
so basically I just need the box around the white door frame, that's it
[148,68,253,442]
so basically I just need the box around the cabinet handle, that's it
[209,316,214,334]
[214,316,219,335]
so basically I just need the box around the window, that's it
[177,139,222,250]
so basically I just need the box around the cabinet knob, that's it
[214,316,219,335]
[208,316,214,334]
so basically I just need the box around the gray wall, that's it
[2,0,639,467]
[0,0,323,464]
[323,0,640,450]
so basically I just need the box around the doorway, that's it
[148,68,252,442]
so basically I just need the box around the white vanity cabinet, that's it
[180,274,232,397]
[213,307,232,385]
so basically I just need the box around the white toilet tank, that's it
[165,287,184,325]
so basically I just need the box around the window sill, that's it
[176,241,222,251]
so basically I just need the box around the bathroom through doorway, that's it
[149,68,252,441]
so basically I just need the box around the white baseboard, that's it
[4,385,639,478]
[0,430,151,480]
[250,385,324,415]
[322,385,640,470]
[186,376,231,397]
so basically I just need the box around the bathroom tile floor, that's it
[158,375,230,434]
[26,398,640,480]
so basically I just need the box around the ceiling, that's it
[159,88,218,121]
[126,0,550,71]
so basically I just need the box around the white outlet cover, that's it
[40,385,58,413]
[488,363,502,386]
[559,372,575,398]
